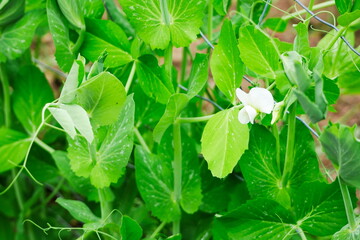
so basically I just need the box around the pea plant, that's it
[0,0,360,239]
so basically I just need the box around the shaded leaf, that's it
[187,53,209,99]
[56,198,100,223]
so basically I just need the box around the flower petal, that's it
[236,88,249,105]
[238,105,257,124]
[248,87,274,114]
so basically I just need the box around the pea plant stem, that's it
[323,26,347,55]
[72,29,86,55]
[297,227,308,240]
[34,138,55,154]
[172,122,182,235]
[304,0,315,26]
[338,178,357,230]
[12,169,24,211]
[272,124,281,173]
[281,102,297,187]
[207,0,213,43]
[180,48,187,82]
[177,114,214,123]
[164,43,173,90]
[150,221,166,239]
[125,61,136,92]
[98,188,111,221]
[134,127,151,153]
[0,62,11,128]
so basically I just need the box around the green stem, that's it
[150,222,166,239]
[281,102,297,187]
[44,178,65,204]
[160,0,171,25]
[0,63,11,127]
[72,29,86,55]
[272,124,281,173]
[304,0,315,26]
[338,178,357,230]
[282,1,335,21]
[12,169,24,211]
[207,0,213,43]
[172,122,182,235]
[180,48,187,83]
[323,26,347,55]
[34,138,55,154]
[177,115,214,123]
[134,127,151,153]
[98,188,111,221]
[125,61,136,92]
[297,227,308,240]
[164,43,173,91]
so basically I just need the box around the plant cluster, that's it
[0,0,360,239]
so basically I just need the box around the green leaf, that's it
[213,0,229,16]
[47,0,74,72]
[153,93,189,143]
[48,106,77,139]
[59,59,85,104]
[119,0,206,49]
[333,219,360,240]
[238,25,280,79]
[135,146,180,222]
[0,9,44,62]
[68,95,135,188]
[52,151,99,201]
[211,20,243,103]
[0,128,31,173]
[82,0,104,19]
[292,181,353,236]
[0,0,24,27]
[293,89,325,123]
[320,124,360,189]
[239,124,320,207]
[281,51,311,92]
[76,72,127,126]
[339,71,360,94]
[120,216,142,240]
[335,0,353,14]
[263,18,288,32]
[187,53,209,99]
[57,0,84,29]
[214,199,295,240]
[201,108,249,178]
[338,10,360,26]
[56,198,100,223]
[158,130,202,214]
[12,65,53,133]
[136,55,173,104]
[294,23,311,59]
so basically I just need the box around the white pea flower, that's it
[236,87,275,124]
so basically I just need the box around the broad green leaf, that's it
[214,199,295,240]
[294,23,310,59]
[102,0,135,37]
[213,0,229,16]
[281,51,311,92]
[12,65,53,133]
[239,124,320,207]
[87,51,108,79]
[120,216,142,240]
[119,0,206,49]
[85,18,130,52]
[82,0,104,19]
[201,108,249,178]
[335,0,353,14]
[76,72,127,126]
[0,0,24,27]
[80,33,133,68]
[47,0,74,72]
[158,130,202,214]
[211,20,243,103]
[238,25,280,79]
[60,104,94,143]
[136,55,173,104]
[56,198,100,223]
[0,9,44,62]
[333,219,360,240]
[187,53,209,99]
[338,10,360,26]
[59,59,85,104]
[52,151,99,201]
[0,128,31,173]
[263,18,288,32]
[68,95,134,188]
[153,93,189,143]
[339,71,360,94]
[320,124,360,188]
[57,0,84,29]
[135,146,180,222]
[292,181,353,236]
[48,107,77,139]
[293,89,325,123]
[323,77,340,111]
